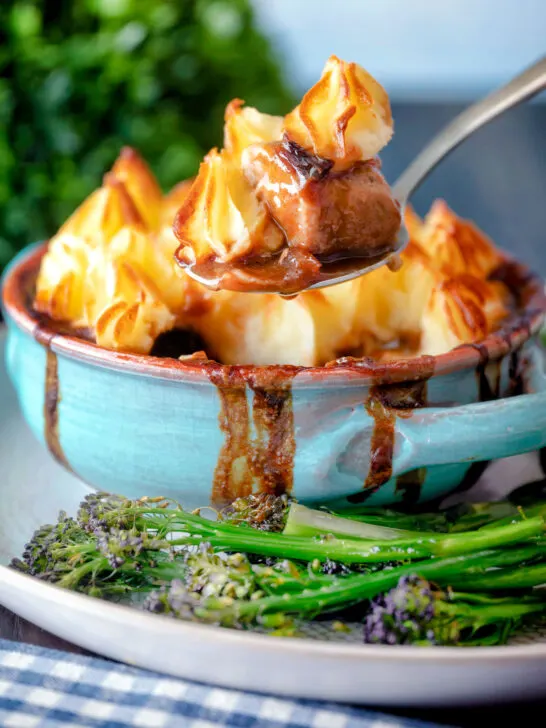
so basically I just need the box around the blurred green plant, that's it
[0,0,295,269]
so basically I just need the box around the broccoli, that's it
[10,511,87,581]
[77,492,137,533]
[143,544,266,628]
[10,492,546,644]
[363,574,546,646]
[221,493,290,532]
[11,495,184,595]
[143,543,326,632]
[145,548,546,633]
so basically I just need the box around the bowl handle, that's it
[396,346,546,472]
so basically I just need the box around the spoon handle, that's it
[392,55,546,202]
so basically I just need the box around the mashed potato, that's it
[34,144,510,365]
[34,53,510,363]
[35,150,203,354]
[283,55,393,171]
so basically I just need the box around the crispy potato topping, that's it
[34,54,510,363]
[35,150,202,353]
[34,148,510,364]
[283,55,393,172]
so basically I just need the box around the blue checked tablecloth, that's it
[0,638,446,728]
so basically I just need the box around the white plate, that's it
[2,327,546,707]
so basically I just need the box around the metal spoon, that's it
[305,54,546,291]
[184,55,546,294]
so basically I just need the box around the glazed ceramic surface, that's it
[3,243,546,510]
[3,339,546,709]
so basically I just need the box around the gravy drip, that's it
[207,366,297,506]
[44,347,71,469]
[347,356,435,504]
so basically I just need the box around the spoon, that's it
[305,54,546,291]
[183,55,546,295]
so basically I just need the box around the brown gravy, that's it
[347,357,435,504]
[44,347,72,470]
[176,142,401,296]
[205,365,297,506]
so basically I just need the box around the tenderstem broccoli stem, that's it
[449,563,546,591]
[448,598,546,622]
[425,517,543,556]
[55,549,188,592]
[171,516,544,564]
[478,503,546,530]
[283,503,425,540]
[57,558,107,589]
[430,598,546,642]
[197,547,546,623]
[331,502,523,532]
[56,543,546,598]
[96,504,544,562]
[437,543,546,573]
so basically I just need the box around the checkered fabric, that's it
[0,639,445,728]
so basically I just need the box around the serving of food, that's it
[11,487,546,648]
[1,50,546,708]
[31,149,515,367]
[2,55,546,512]
[174,56,403,295]
[30,56,518,365]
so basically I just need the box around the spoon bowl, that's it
[182,215,410,296]
[304,220,409,292]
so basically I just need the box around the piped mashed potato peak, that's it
[223,99,284,164]
[283,55,393,171]
[34,143,510,365]
[34,149,202,354]
[174,147,285,268]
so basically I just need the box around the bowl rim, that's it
[2,242,546,388]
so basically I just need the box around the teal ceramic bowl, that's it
[3,242,546,511]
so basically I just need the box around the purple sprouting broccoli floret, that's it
[10,511,87,581]
[221,493,290,532]
[143,579,198,621]
[95,528,146,569]
[77,492,134,534]
[363,574,457,646]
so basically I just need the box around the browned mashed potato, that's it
[34,145,510,365]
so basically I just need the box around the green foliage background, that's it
[0,0,295,269]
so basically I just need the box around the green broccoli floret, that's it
[143,543,302,632]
